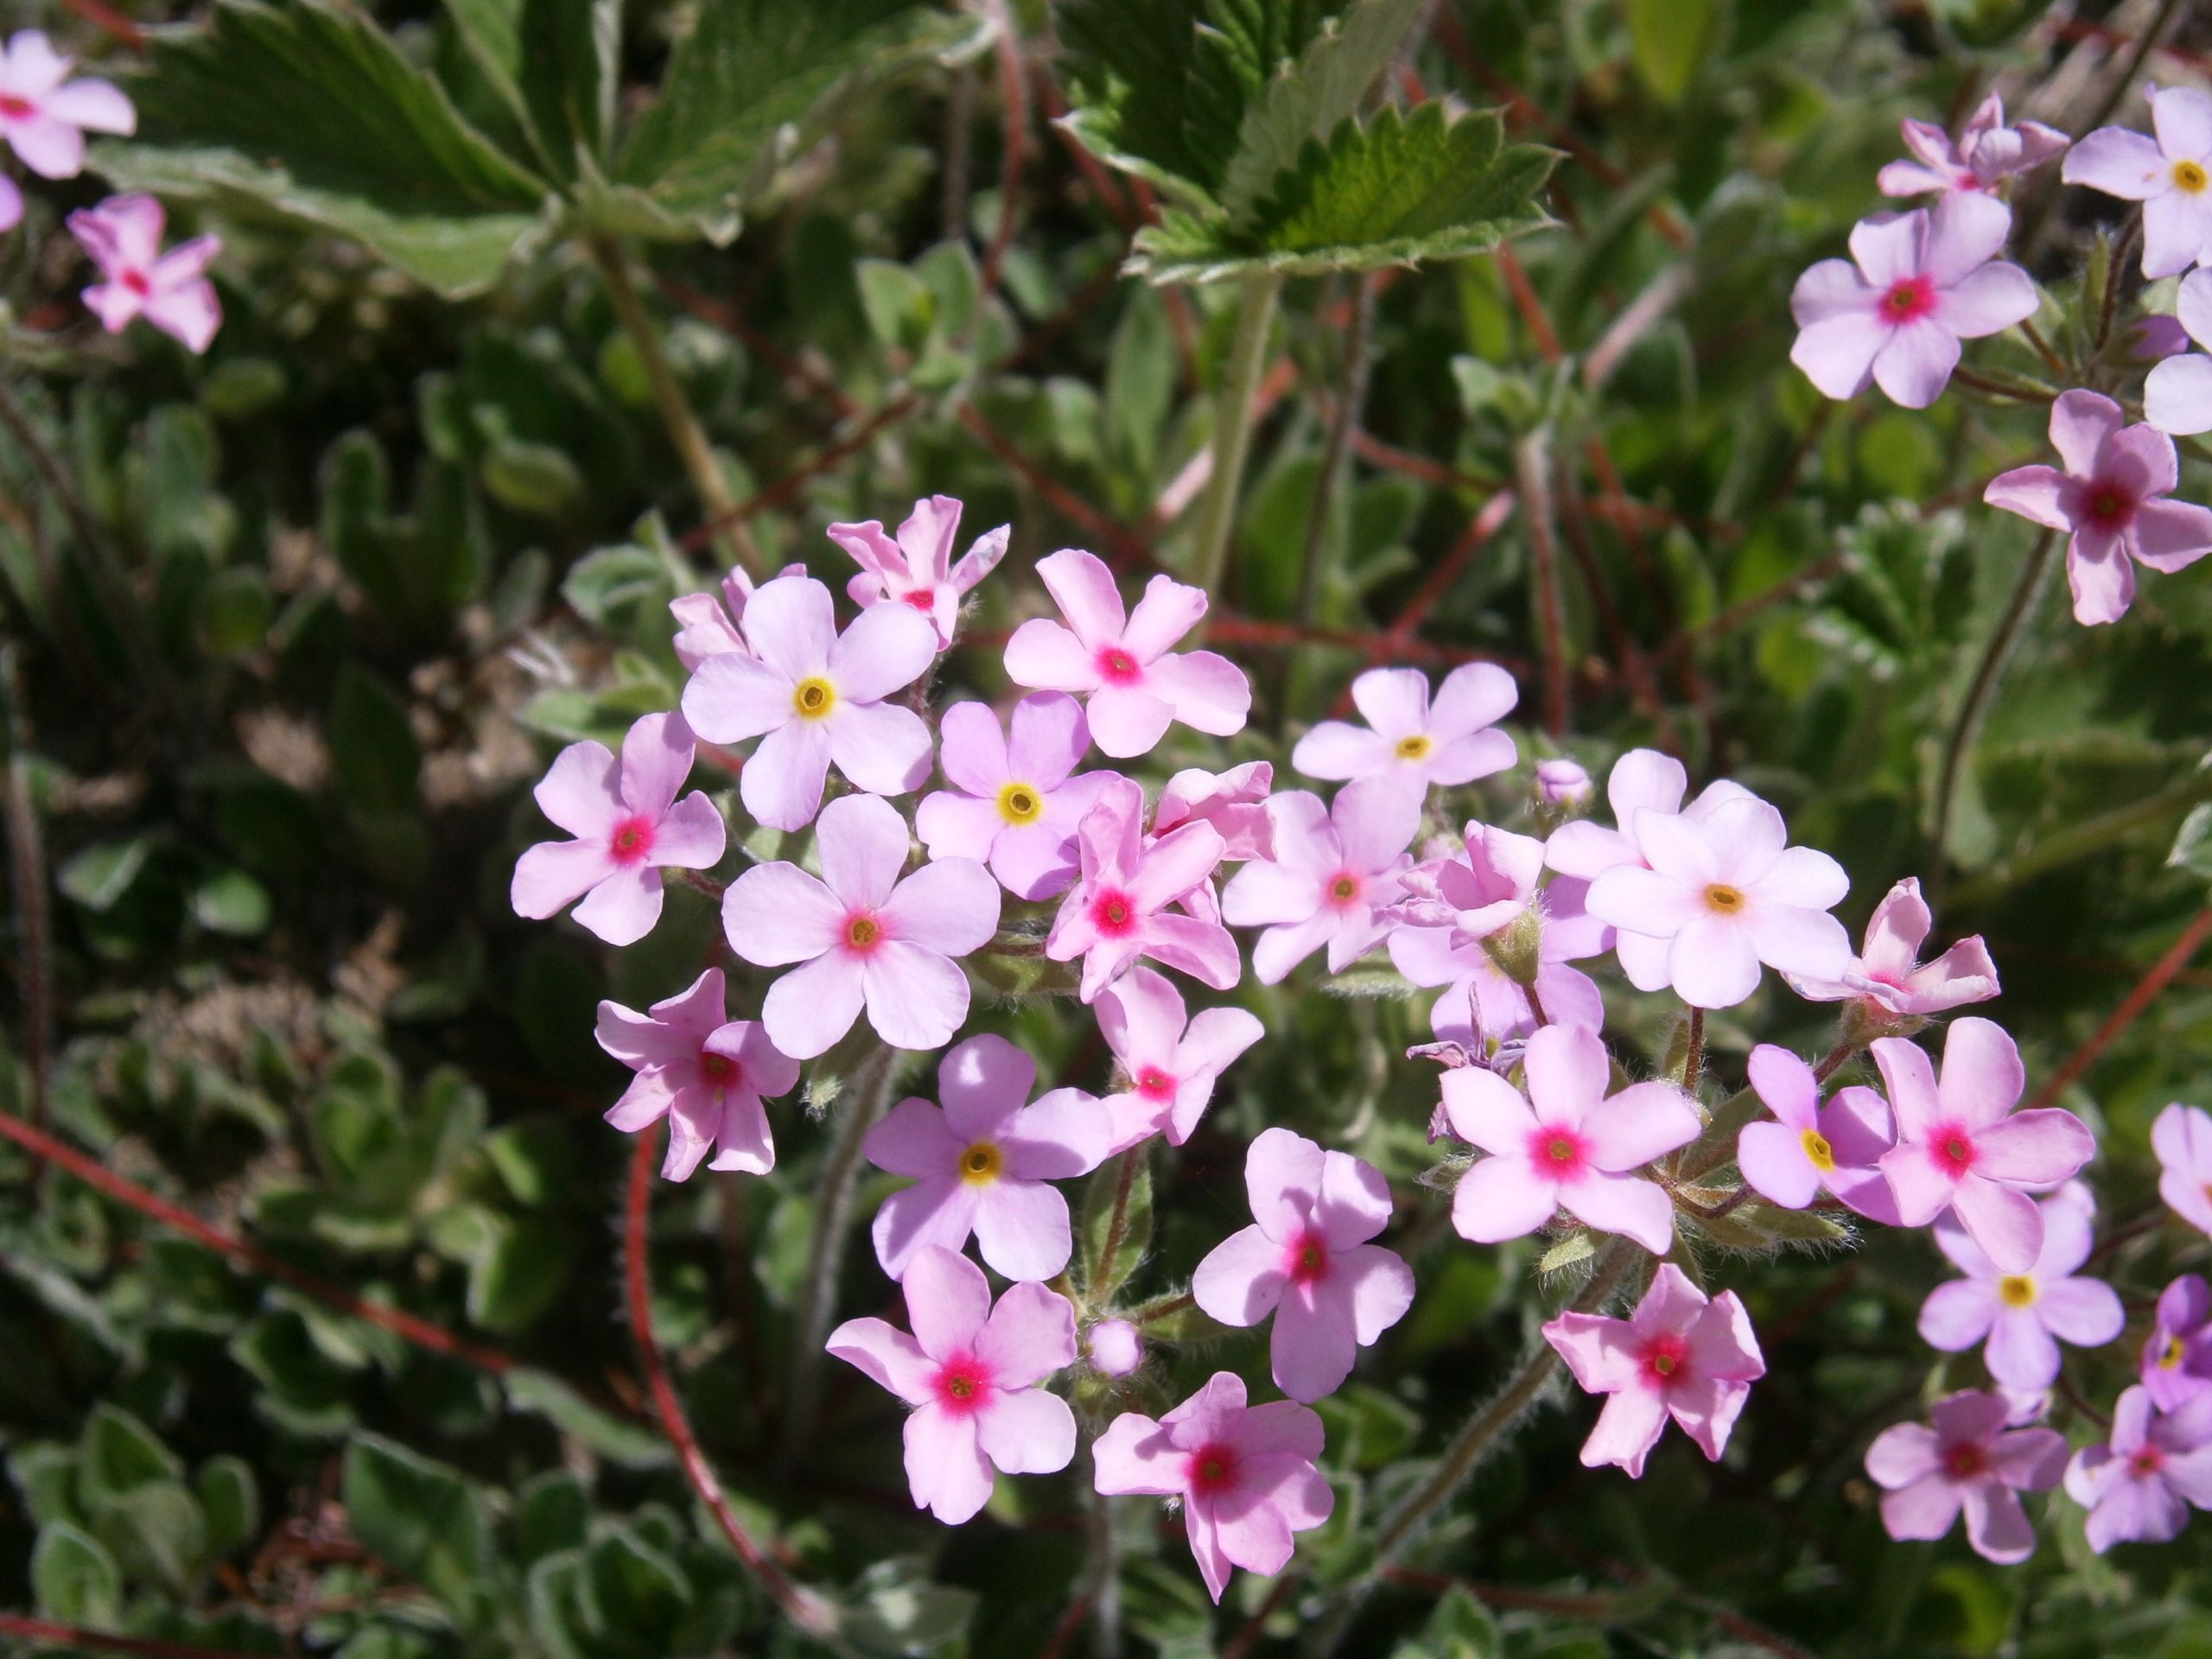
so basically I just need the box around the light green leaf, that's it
[342,1436,489,1613]
[96,0,550,296]
[32,1522,121,1626]
[1628,0,1719,105]
[58,836,154,913]
[503,1371,674,1470]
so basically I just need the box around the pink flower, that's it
[2063,87,2212,277]
[1871,1018,2095,1274]
[1984,389,2212,624]
[1735,1044,1900,1223]
[1789,194,2037,409]
[1153,760,1274,862]
[2065,1386,2212,1553]
[671,567,755,671]
[1878,92,2069,197]
[2144,1276,2212,1411]
[1584,793,1852,1009]
[828,493,1008,647]
[1192,1128,1415,1403]
[1289,664,1518,794]
[826,1244,1077,1524]
[1002,549,1250,757]
[721,792,999,1058]
[1221,781,1419,983]
[595,968,798,1179]
[1092,1371,1333,1603]
[864,1033,1109,1281]
[1535,757,1592,807]
[1387,823,1605,1045]
[915,695,1117,901]
[1783,876,1999,1015]
[1542,1263,1765,1478]
[1866,1389,2066,1564]
[1087,1319,1142,1377]
[2145,269,2212,436]
[0,31,134,180]
[1095,965,1262,1152]
[1439,1022,1700,1255]
[678,573,936,831]
[0,177,22,234]
[1046,777,1236,1002]
[2132,313,2195,362]
[2152,1102,2212,1235]
[1918,1185,2124,1390]
[511,711,727,946]
[68,195,221,353]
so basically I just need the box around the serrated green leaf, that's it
[96,0,550,297]
[1052,0,1217,200]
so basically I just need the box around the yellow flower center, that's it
[959,1141,1003,1185]
[792,677,836,718]
[2162,1335,2188,1369]
[1998,1274,2038,1309]
[1800,1128,1834,1173]
[2175,159,2209,194]
[1395,734,1433,761]
[1705,883,1746,914]
[997,781,1044,825]
[1652,1353,1675,1376]
[847,915,880,948]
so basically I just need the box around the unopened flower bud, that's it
[1535,757,1593,808]
[1087,1319,1142,1377]
[1479,906,1546,987]
[2127,314,2191,362]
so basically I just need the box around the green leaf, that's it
[1080,1151,1153,1301]
[1628,0,1719,105]
[1049,0,1216,199]
[521,0,620,179]
[466,1215,580,1333]
[32,1522,121,1626]
[196,1457,261,1559]
[1535,1231,1595,1274]
[330,665,421,817]
[96,0,550,297]
[192,868,272,937]
[503,1371,674,1470]
[94,1481,208,1594]
[342,1436,489,1612]
[58,836,155,912]
[77,1406,185,1510]
[1393,1587,1500,1659]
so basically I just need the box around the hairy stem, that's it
[1512,427,1569,736]
[1682,1007,1706,1096]
[1190,271,1284,614]
[1084,1439,1124,1659]
[1092,1145,1144,1300]
[1294,276,1378,632]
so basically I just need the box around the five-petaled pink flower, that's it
[1783,875,1999,1016]
[679,573,936,831]
[827,1244,1077,1525]
[1789,193,2037,409]
[1290,664,1518,795]
[1192,1128,1415,1403]
[721,792,999,1058]
[511,711,727,947]
[1585,793,1853,1009]
[1878,92,2069,198]
[1153,760,1274,862]
[0,30,134,181]
[1092,1370,1333,1604]
[2144,269,2212,437]
[595,968,798,1179]
[828,493,1008,648]
[2145,1275,2212,1411]
[864,1033,1109,1281]
[2063,87,2212,277]
[1918,1184,2123,1390]
[1439,1022,1700,1255]
[2152,1102,2212,1236]
[1871,1018,2095,1274]
[1735,1044,1900,1223]
[68,194,221,353]
[1542,1263,1766,1479]
[1984,389,2212,624]
[915,694,1117,901]
[2065,1385,2212,1554]
[1046,777,1236,1002]
[1002,549,1250,758]
[1095,965,1263,1152]
[1866,1389,2066,1564]
[1222,780,1419,983]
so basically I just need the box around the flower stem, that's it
[1190,271,1284,616]
[1946,767,2212,908]
[1091,1145,1145,1300]
[1513,427,1569,736]
[1084,1436,1124,1659]
[1682,1007,1705,1096]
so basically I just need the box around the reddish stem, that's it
[2029,907,2212,1111]
[978,3,1030,307]
[0,1614,249,1659]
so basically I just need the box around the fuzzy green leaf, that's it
[445,0,620,181]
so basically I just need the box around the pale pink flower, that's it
[1872,1018,2095,1274]
[827,493,1008,648]
[1735,1043,1899,1223]
[1046,777,1236,1001]
[721,792,999,1058]
[1002,549,1250,757]
[1220,781,1418,983]
[2144,1276,2212,1411]
[1192,1128,1415,1403]
[2132,313,2194,361]
[1535,757,1592,807]
[2144,269,2212,436]
[1087,1319,1141,1377]
[1783,876,1999,1015]
[1878,92,2069,197]
[915,695,1117,901]
[1984,389,2212,623]
[595,968,798,1179]
[1789,194,2037,409]
[0,31,134,180]
[1919,1184,2124,1390]
[1439,1022,1700,1255]
[2063,88,2212,277]
[1542,1263,1765,1479]
[0,177,21,234]
[678,573,935,831]
[1290,664,1518,794]
[2065,1386,2212,1553]
[1092,1371,1332,1603]
[1095,965,1262,1152]
[864,1033,1109,1281]
[670,567,754,671]
[1866,1390,2066,1564]
[68,195,220,353]
[1153,760,1274,862]
[826,1244,1077,1525]
[2152,1102,2212,1235]
[1585,793,1852,1009]
[511,711,727,947]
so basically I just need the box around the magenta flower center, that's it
[1880,276,1936,322]
[1325,870,1363,908]
[1285,1229,1331,1286]
[122,268,152,297]
[0,95,29,120]
[2130,1445,2167,1478]
[902,587,938,612]
[1135,1066,1176,1101]
[609,816,657,864]
[699,1049,739,1090]
[1528,1124,1589,1178]
[1186,1441,1239,1496]
[932,1353,993,1417]
[1942,1440,1987,1480]
[844,911,884,952]
[1090,887,1138,937]
[1639,1332,1689,1387]
[1928,1121,1978,1177]
[1096,645,1142,684]
[2081,476,2138,528]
